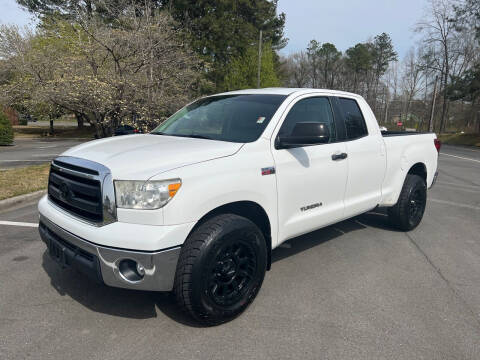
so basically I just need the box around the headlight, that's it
[114,179,181,209]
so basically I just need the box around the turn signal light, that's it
[168,183,181,197]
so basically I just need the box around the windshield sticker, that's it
[256,116,266,124]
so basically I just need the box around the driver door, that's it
[272,96,348,243]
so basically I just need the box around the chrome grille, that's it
[47,156,116,226]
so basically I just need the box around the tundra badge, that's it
[301,203,322,212]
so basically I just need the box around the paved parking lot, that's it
[0,145,479,360]
[0,138,87,169]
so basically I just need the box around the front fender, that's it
[153,140,280,246]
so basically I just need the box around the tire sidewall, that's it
[189,216,267,322]
[403,175,427,229]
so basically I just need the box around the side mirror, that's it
[276,122,330,149]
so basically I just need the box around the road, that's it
[0,138,87,169]
[0,145,479,360]
[26,121,87,127]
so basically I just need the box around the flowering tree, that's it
[0,8,206,137]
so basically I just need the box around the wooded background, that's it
[0,0,478,137]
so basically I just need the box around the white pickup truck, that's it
[38,88,440,324]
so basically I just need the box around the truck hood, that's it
[62,134,243,180]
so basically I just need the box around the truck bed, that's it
[379,131,438,206]
[381,131,434,137]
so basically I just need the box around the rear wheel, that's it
[388,174,427,231]
[173,214,267,325]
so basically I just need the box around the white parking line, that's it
[0,221,38,228]
[434,183,480,194]
[436,181,480,190]
[441,153,480,163]
[428,198,480,211]
[0,160,51,162]
[32,154,59,157]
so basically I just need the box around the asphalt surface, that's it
[0,144,479,360]
[26,121,89,127]
[0,138,87,169]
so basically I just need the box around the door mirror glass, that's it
[277,122,330,149]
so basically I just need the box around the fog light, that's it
[118,259,145,282]
[136,263,145,276]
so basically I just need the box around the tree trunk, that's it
[476,103,480,134]
[75,113,84,129]
[439,58,449,134]
[49,117,54,135]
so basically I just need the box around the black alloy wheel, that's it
[207,240,257,307]
[388,174,427,231]
[174,214,267,325]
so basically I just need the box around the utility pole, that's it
[428,76,438,132]
[383,87,389,124]
[257,30,262,89]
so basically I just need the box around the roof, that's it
[215,87,361,98]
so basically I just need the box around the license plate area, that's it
[48,238,68,268]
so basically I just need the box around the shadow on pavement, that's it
[41,251,204,326]
[41,210,396,326]
[272,208,400,263]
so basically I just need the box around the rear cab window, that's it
[338,97,368,140]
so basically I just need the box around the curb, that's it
[0,190,46,212]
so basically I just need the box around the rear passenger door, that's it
[334,97,386,218]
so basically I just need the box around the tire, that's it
[173,214,267,325]
[388,174,427,231]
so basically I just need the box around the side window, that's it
[279,97,336,143]
[338,98,368,140]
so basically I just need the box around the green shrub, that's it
[18,115,28,126]
[0,110,14,145]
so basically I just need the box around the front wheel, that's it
[173,214,267,325]
[388,174,427,231]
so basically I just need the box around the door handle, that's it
[331,152,348,161]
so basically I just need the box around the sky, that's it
[0,0,37,27]
[0,0,427,60]
[276,0,427,59]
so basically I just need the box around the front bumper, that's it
[39,214,181,291]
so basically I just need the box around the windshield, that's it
[151,94,287,143]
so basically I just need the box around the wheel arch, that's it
[407,162,427,183]
[188,201,273,270]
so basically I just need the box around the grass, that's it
[14,125,95,139]
[437,133,480,147]
[0,163,50,201]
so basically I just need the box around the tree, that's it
[281,51,310,88]
[17,0,164,20]
[345,43,372,93]
[454,0,480,40]
[0,9,205,137]
[370,33,397,112]
[318,43,341,88]
[401,48,424,119]
[306,40,320,87]
[168,0,286,89]
[223,43,280,90]
[416,0,457,133]
[450,0,480,133]
[17,0,287,91]
[0,109,14,145]
[447,63,480,133]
